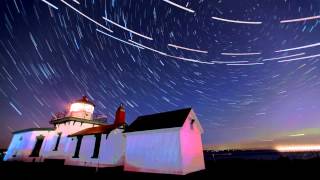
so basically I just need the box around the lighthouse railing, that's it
[50,112,108,124]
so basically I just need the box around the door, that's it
[30,135,45,157]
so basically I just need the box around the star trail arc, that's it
[96,29,144,49]
[41,0,58,10]
[262,53,306,61]
[60,0,113,33]
[280,15,320,23]
[162,0,195,13]
[102,16,153,40]
[278,54,320,63]
[221,52,262,56]
[211,16,262,25]
[275,42,320,53]
[168,43,208,54]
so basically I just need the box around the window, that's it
[53,133,62,151]
[30,135,45,157]
[72,136,83,158]
[190,119,195,130]
[91,134,101,158]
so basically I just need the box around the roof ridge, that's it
[137,107,192,118]
[124,108,192,133]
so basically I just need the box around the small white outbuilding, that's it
[124,108,205,175]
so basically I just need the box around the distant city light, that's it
[289,133,305,137]
[275,145,320,152]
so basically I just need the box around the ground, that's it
[1,158,319,178]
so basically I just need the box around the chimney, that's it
[114,104,125,126]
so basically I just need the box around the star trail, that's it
[1,0,320,148]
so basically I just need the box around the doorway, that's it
[30,135,45,157]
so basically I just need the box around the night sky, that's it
[1,0,320,149]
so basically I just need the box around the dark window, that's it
[30,135,45,157]
[190,119,195,130]
[72,136,83,158]
[91,134,101,158]
[53,133,62,151]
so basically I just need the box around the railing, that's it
[50,112,108,123]
[50,111,68,121]
[92,114,108,123]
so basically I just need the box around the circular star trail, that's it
[1,0,320,148]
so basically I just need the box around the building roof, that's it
[12,128,55,134]
[68,124,118,137]
[124,108,192,133]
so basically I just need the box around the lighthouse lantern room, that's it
[68,96,95,120]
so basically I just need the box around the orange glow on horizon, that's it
[275,145,320,152]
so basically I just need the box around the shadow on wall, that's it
[0,149,6,161]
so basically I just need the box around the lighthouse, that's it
[114,103,125,126]
[4,96,205,175]
[68,96,95,120]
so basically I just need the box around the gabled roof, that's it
[68,124,117,137]
[124,108,192,133]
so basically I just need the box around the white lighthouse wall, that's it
[64,135,96,166]
[124,128,183,175]
[179,111,205,175]
[41,122,97,160]
[98,129,126,166]
[4,130,52,162]
[64,128,125,167]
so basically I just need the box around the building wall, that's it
[179,111,205,175]
[4,130,52,162]
[124,128,183,175]
[64,135,96,166]
[98,128,126,166]
[64,128,125,167]
[4,122,98,163]
[41,122,98,160]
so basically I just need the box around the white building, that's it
[124,108,205,175]
[4,96,205,175]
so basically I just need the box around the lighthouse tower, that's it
[114,103,125,126]
[68,96,95,120]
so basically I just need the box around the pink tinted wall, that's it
[179,111,205,174]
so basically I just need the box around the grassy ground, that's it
[0,158,319,178]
